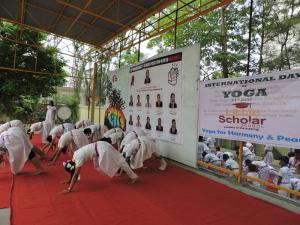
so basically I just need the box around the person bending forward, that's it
[60,138,138,194]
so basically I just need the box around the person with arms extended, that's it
[59,138,138,194]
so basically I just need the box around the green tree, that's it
[147,0,249,79]
[106,79,125,109]
[0,22,66,121]
[118,47,145,68]
[256,0,300,72]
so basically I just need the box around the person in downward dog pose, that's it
[0,127,44,175]
[122,136,167,171]
[59,138,138,194]
[48,129,89,165]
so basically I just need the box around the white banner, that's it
[126,52,183,144]
[198,69,300,148]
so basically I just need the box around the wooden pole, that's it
[237,141,244,183]
[91,62,97,123]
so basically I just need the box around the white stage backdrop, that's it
[198,68,300,148]
[126,52,183,144]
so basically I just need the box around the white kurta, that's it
[75,120,91,129]
[73,142,137,179]
[86,125,102,142]
[246,172,260,186]
[30,121,52,143]
[30,122,43,133]
[224,158,239,172]
[73,143,97,167]
[88,142,125,177]
[0,120,23,134]
[45,106,56,128]
[108,131,124,145]
[49,123,74,139]
[58,129,89,150]
[62,123,75,132]
[120,131,138,149]
[243,147,255,161]
[290,178,300,191]
[216,151,233,161]
[278,166,294,197]
[0,127,32,174]
[251,161,270,182]
[49,125,64,139]
[197,142,210,160]
[204,153,222,167]
[289,157,300,173]
[123,136,156,170]
[103,128,116,137]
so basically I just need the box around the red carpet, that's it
[5,135,300,224]
[0,161,12,209]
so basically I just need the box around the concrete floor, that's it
[0,208,10,225]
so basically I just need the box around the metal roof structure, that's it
[0,0,177,48]
[0,0,234,123]
[0,0,233,53]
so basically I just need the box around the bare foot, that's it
[30,170,45,176]
[158,160,167,171]
[129,176,138,184]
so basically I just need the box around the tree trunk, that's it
[284,32,290,70]
[280,0,295,70]
[258,2,265,74]
[220,6,229,78]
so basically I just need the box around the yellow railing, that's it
[197,160,300,197]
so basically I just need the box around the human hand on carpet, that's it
[0,159,5,167]
[59,189,72,195]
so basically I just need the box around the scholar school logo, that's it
[168,66,179,86]
[218,102,266,127]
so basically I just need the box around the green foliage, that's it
[106,79,125,109]
[13,96,42,123]
[250,0,300,73]
[147,0,300,77]
[0,21,66,120]
[115,47,145,68]
[147,1,248,78]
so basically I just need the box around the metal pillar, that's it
[137,29,141,62]
[174,1,179,49]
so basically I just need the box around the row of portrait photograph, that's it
[127,114,178,135]
[128,93,177,108]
